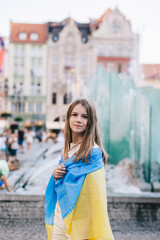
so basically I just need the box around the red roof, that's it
[10,22,47,43]
[89,9,112,32]
[141,64,160,80]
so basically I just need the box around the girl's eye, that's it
[71,113,77,116]
[82,115,88,118]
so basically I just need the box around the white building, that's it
[46,8,139,130]
[8,22,47,122]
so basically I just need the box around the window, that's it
[20,103,25,112]
[107,45,114,57]
[19,83,24,95]
[112,20,121,32]
[127,45,132,57]
[52,93,57,104]
[81,55,87,67]
[31,46,36,58]
[14,46,18,57]
[20,47,25,57]
[53,55,58,66]
[19,64,25,76]
[36,103,42,113]
[117,45,123,57]
[37,84,41,96]
[98,44,104,56]
[19,32,27,40]
[37,47,42,58]
[29,103,34,113]
[30,33,38,40]
[82,35,87,43]
[37,65,42,77]
[14,64,18,75]
[65,55,74,67]
[52,74,58,83]
[64,72,75,83]
[67,32,73,41]
[31,46,42,58]
[64,93,72,104]
[12,103,17,112]
[30,84,34,96]
[53,35,59,42]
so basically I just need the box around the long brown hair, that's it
[63,98,108,164]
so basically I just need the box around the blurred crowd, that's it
[0,127,59,192]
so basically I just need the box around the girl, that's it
[45,98,114,240]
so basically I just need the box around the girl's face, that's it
[69,104,88,136]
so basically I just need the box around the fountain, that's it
[87,66,160,194]
[5,67,160,196]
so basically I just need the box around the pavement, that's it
[0,142,160,240]
[0,219,159,240]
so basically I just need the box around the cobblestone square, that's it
[0,219,159,240]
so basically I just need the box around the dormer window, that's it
[19,32,27,40]
[112,20,121,32]
[30,33,38,40]
[82,35,87,43]
[53,34,59,42]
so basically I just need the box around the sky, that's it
[0,0,160,64]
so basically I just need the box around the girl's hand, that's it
[53,163,66,182]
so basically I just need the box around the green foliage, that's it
[1,112,12,118]
[14,116,23,122]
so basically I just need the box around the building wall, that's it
[46,10,139,129]
[46,18,91,127]
[8,42,47,120]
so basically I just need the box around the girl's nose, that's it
[76,115,81,122]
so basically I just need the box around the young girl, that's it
[45,98,114,240]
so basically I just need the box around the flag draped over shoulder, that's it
[45,148,114,240]
[0,37,4,72]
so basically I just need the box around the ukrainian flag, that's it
[0,37,4,72]
[45,148,114,240]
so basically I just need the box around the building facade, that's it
[46,18,92,129]
[140,64,160,89]
[8,22,47,121]
[46,8,139,130]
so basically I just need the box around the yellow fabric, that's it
[64,167,114,240]
[46,224,53,240]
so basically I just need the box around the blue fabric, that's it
[45,148,104,226]
[0,180,4,187]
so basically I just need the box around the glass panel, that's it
[88,66,151,182]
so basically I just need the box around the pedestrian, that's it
[25,129,33,151]
[45,98,114,240]
[8,132,18,160]
[0,158,20,192]
[4,129,11,162]
[18,127,25,153]
[0,133,6,156]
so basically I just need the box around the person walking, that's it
[8,132,18,160]
[45,98,114,240]
[18,127,25,153]
[25,129,33,151]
